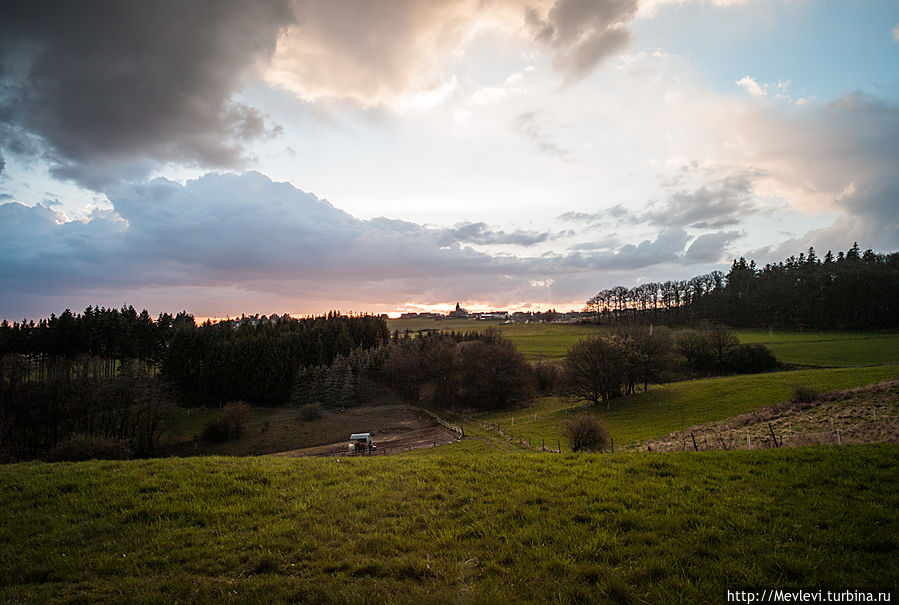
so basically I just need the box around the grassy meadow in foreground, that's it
[2,443,897,604]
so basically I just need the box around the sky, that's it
[1,0,898,320]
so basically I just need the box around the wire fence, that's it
[480,419,567,453]
[641,417,899,452]
[479,408,898,454]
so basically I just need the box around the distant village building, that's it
[448,302,469,319]
[476,311,509,320]
[399,312,443,320]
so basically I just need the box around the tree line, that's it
[562,323,777,411]
[586,243,899,330]
[293,328,537,412]
[0,308,390,460]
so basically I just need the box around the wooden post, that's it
[690,432,698,451]
[746,430,751,450]
[768,423,779,447]
[836,429,841,446]
[611,437,614,453]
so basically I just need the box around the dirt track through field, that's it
[269,405,459,457]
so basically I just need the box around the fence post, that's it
[611,437,614,453]
[768,423,779,448]
[836,429,841,446]
[690,433,698,451]
[746,430,751,450]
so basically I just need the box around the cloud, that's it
[526,0,637,82]
[559,171,763,234]
[0,1,293,189]
[893,24,899,41]
[268,0,640,107]
[736,75,796,102]
[266,0,518,107]
[436,222,559,247]
[510,110,573,160]
[683,230,742,263]
[736,75,766,96]
[1,171,730,318]
[734,91,899,251]
[643,171,763,228]
[558,211,605,222]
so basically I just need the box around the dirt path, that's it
[269,406,459,457]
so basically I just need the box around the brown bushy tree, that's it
[452,334,535,409]
[563,414,610,452]
[563,337,628,408]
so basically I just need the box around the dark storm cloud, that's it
[0,1,294,190]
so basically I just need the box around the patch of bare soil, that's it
[269,405,459,457]
[632,380,899,452]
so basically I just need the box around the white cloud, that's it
[736,75,767,96]
[893,24,899,41]
[470,86,509,105]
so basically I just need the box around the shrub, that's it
[222,401,250,438]
[724,344,778,374]
[201,416,235,444]
[534,360,564,395]
[678,324,740,374]
[49,433,132,462]
[563,414,610,453]
[299,402,323,421]
[791,385,821,403]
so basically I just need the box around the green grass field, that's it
[734,329,899,367]
[388,318,899,366]
[3,444,897,603]
[479,365,899,450]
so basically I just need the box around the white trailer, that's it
[348,432,375,455]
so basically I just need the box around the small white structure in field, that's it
[348,432,374,455]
